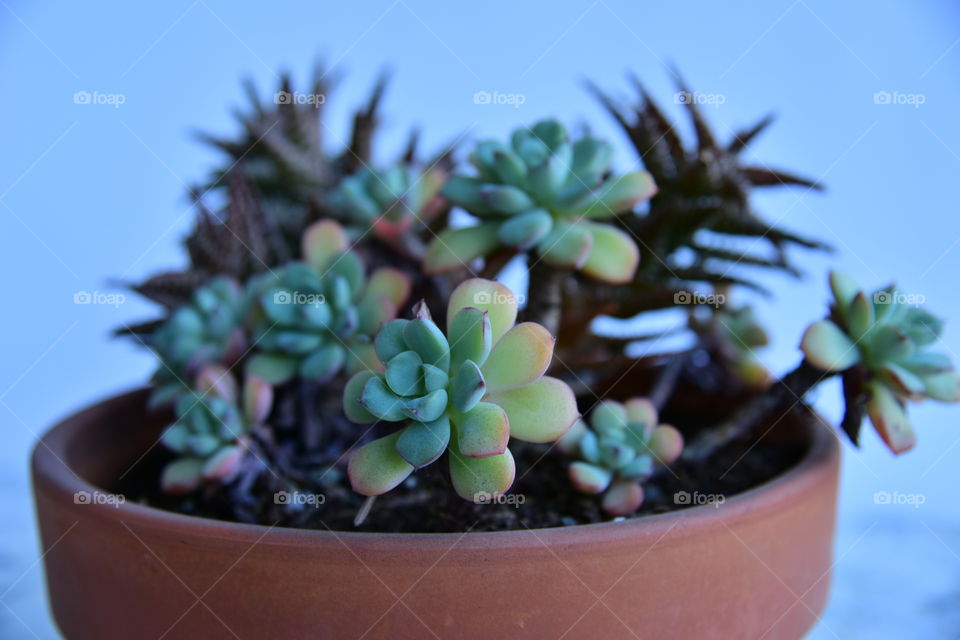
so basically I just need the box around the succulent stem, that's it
[354,495,377,527]
[522,261,564,336]
[681,360,831,462]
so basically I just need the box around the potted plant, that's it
[32,68,960,639]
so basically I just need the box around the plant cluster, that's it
[120,68,958,527]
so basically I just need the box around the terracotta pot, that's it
[33,388,839,639]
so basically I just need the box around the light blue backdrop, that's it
[2,1,959,637]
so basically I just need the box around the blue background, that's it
[2,1,959,637]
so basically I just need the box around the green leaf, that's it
[447,278,519,344]
[866,381,915,454]
[569,138,613,185]
[161,458,205,494]
[396,416,451,468]
[479,184,536,214]
[343,371,379,423]
[481,322,554,392]
[201,445,244,481]
[486,376,579,443]
[448,307,493,369]
[440,176,495,215]
[456,402,509,458]
[299,344,346,382]
[536,221,593,269]
[568,461,612,495]
[527,152,570,204]
[424,223,501,274]
[829,271,860,319]
[448,436,515,501]
[364,267,412,308]
[422,364,449,392]
[496,208,553,250]
[374,319,409,363]
[922,371,960,402]
[575,171,657,218]
[359,376,407,422]
[384,350,425,397]
[348,432,415,496]
[302,220,348,272]
[246,353,299,385]
[580,222,640,284]
[591,401,627,435]
[866,325,914,363]
[800,320,860,372]
[601,480,644,516]
[401,389,448,423]
[402,319,450,371]
[646,425,684,465]
[492,149,528,188]
[450,360,486,414]
[242,376,273,424]
[624,398,657,432]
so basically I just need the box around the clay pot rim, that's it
[33,387,839,550]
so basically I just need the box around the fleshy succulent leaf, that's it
[481,322,555,392]
[447,279,518,344]
[456,402,510,458]
[396,416,451,469]
[568,461,613,494]
[601,480,645,516]
[580,223,640,284]
[348,432,415,496]
[801,320,860,372]
[866,381,916,454]
[450,360,486,414]
[448,307,492,369]
[449,438,516,501]
[424,223,501,274]
[343,371,380,423]
[486,376,579,443]
[302,220,349,272]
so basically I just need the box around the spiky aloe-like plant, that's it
[800,272,960,452]
[425,119,656,284]
[159,365,273,494]
[558,398,682,515]
[343,278,579,501]
[245,219,411,384]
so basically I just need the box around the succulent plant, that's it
[330,163,447,242]
[343,278,580,501]
[159,365,273,494]
[703,304,771,390]
[424,119,657,283]
[800,271,960,453]
[558,398,683,516]
[148,276,247,406]
[245,220,411,385]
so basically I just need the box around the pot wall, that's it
[33,389,839,639]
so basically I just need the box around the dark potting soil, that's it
[116,397,811,534]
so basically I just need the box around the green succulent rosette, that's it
[558,397,683,516]
[424,119,656,283]
[245,220,411,384]
[159,365,273,494]
[343,278,580,501]
[330,163,446,241]
[148,276,246,406]
[800,271,960,453]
